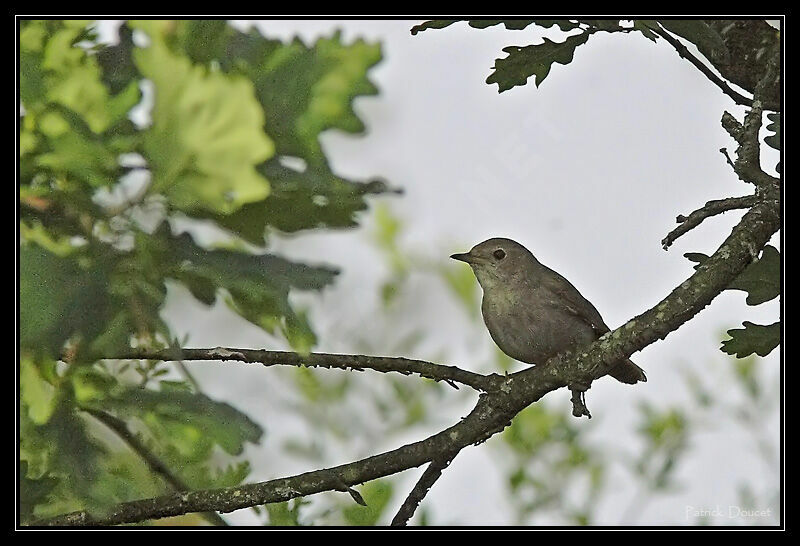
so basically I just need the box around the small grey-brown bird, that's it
[451,237,646,384]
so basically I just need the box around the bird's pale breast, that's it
[481,287,597,365]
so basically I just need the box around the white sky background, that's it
[96,19,780,526]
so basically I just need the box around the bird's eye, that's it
[493,249,506,260]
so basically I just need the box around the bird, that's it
[450,237,646,385]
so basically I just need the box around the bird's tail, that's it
[608,359,647,384]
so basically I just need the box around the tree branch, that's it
[105,348,501,393]
[652,25,779,112]
[32,194,780,527]
[390,452,458,526]
[720,53,781,189]
[82,407,229,527]
[661,194,758,249]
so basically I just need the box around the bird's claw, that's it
[569,384,592,419]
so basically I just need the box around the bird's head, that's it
[450,237,539,289]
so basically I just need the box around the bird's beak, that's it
[450,252,474,264]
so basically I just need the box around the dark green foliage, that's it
[727,245,780,305]
[765,112,781,150]
[685,247,780,359]
[19,19,388,522]
[487,32,591,91]
[721,322,781,358]
[685,245,780,306]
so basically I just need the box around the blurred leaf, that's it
[266,499,307,526]
[206,163,392,242]
[441,262,479,317]
[190,27,391,240]
[487,31,591,92]
[132,29,273,214]
[108,386,264,458]
[36,22,138,134]
[96,23,140,94]
[162,229,337,349]
[20,404,106,498]
[732,356,760,400]
[20,461,59,523]
[221,29,380,167]
[721,321,780,358]
[504,404,570,454]
[20,356,59,425]
[638,406,687,450]
[342,480,393,525]
[19,244,111,357]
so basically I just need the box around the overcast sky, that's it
[96,19,780,525]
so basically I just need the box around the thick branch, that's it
[33,196,779,527]
[106,348,500,393]
[661,194,758,249]
[720,53,781,190]
[390,452,458,526]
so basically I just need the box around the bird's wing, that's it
[539,266,610,336]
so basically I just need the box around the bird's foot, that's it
[569,383,592,419]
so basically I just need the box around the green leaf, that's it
[685,246,780,305]
[20,461,59,523]
[342,480,393,525]
[35,129,120,188]
[132,31,273,214]
[467,20,537,30]
[96,23,140,94]
[161,24,395,240]
[20,355,59,425]
[441,262,479,318]
[727,245,780,305]
[20,404,106,496]
[577,19,623,32]
[721,321,780,358]
[109,387,263,458]
[765,112,781,150]
[410,20,460,35]
[487,31,592,92]
[163,229,337,347]
[223,30,381,167]
[266,499,307,526]
[205,162,392,242]
[19,244,111,357]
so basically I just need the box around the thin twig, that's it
[103,348,501,393]
[82,407,229,526]
[390,453,458,526]
[662,195,759,249]
[719,147,736,169]
[652,25,766,110]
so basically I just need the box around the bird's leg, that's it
[569,383,592,419]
